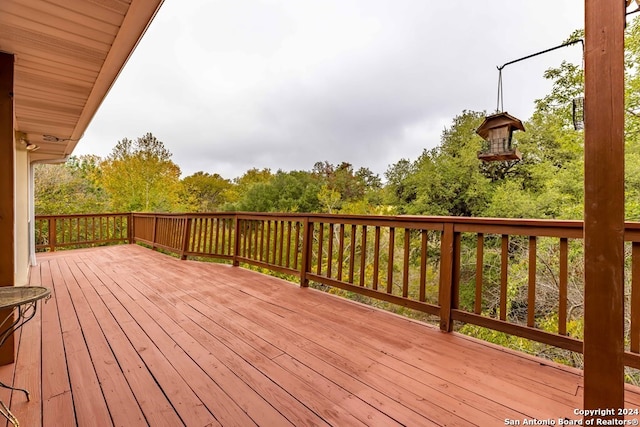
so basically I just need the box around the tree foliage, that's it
[181,172,232,212]
[35,155,107,214]
[100,133,182,212]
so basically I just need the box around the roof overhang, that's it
[0,0,164,162]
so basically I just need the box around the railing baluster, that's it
[559,238,568,336]
[285,221,292,268]
[300,218,312,287]
[180,217,190,260]
[246,220,252,258]
[338,224,345,281]
[254,221,260,260]
[259,220,265,261]
[272,221,279,264]
[219,219,225,255]
[475,233,484,314]
[500,234,509,321]
[349,224,356,284]
[327,223,334,278]
[316,223,324,275]
[452,231,461,310]
[527,236,537,328]
[294,221,301,270]
[439,223,455,332]
[232,215,240,266]
[403,228,410,297]
[387,227,395,294]
[360,225,367,287]
[419,230,428,302]
[373,226,380,291]
[262,220,269,262]
[632,242,640,353]
[214,218,220,254]
[278,221,284,266]
[204,218,211,253]
[195,217,203,253]
[50,217,56,252]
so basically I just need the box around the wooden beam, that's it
[0,52,15,365]
[583,0,625,416]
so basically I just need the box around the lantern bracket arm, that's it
[495,39,584,112]
[497,39,584,71]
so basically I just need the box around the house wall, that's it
[14,146,29,285]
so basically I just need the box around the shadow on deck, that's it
[4,244,640,426]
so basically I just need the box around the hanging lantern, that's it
[476,112,524,162]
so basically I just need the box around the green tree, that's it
[395,111,492,216]
[181,172,232,212]
[100,133,182,212]
[311,161,382,213]
[224,168,274,206]
[230,170,321,212]
[35,155,108,214]
[384,158,417,209]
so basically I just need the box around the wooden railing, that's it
[34,212,640,369]
[35,213,131,251]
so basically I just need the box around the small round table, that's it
[0,286,50,427]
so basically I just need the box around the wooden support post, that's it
[583,0,625,416]
[0,53,15,365]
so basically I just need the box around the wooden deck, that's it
[3,244,640,426]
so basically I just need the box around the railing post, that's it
[50,217,56,252]
[439,222,459,332]
[232,214,241,267]
[299,217,312,287]
[180,216,191,260]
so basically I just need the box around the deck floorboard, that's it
[0,244,637,426]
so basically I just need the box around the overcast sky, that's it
[77,0,587,180]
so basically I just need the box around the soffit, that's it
[0,0,163,161]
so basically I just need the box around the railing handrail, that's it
[35,212,131,219]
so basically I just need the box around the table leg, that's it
[0,381,28,401]
[0,400,19,426]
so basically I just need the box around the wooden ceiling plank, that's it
[36,0,126,26]
[16,65,95,87]
[3,43,103,72]
[14,87,89,106]
[0,1,118,44]
[16,55,100,79]
[16,71,91,94]
[17,103,83,118]
[0,20,109,61]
